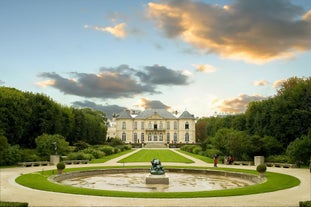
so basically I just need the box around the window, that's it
[174,133,178,142]
[185,133,189,142]
[154,133,158,141]
[134,133,138,143]
[122,122,126,130]
[159,121,163,129]
[148,133,152,141]
[174,121,177,130]
[185,122,189,129]
[141,133,145,142]
[122,132,126,142]
[159,133,163,141]
[166,121,170,130]
[134,122,137,130]
[154,124,157,130]
[141,122,144,130]
[166,133,170,142]
[148,122,152,129]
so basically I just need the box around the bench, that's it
[232,161,254,166]
[18,161,50,167]
[265,162,295,168]
[63,160,89,165]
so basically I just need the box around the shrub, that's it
[266,155,291,163]
[256,164,267,173]
[192,146,202,154]
[19,149,41,162]
[82,148,105,159]
[74,141,89,152]
[0,201,28,207]
[99,145,114,155]
[56,162,65,170]
[300,201,311,207]
[66,152,93,160]
[205,148,222,158]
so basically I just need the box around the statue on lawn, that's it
[150,158,165,175]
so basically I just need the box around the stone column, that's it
[50,155,60,165]
[254,156,264,166]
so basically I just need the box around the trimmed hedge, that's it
[0,201,28,207]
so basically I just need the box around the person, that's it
[213,154,218,167]
[228,155,234,165]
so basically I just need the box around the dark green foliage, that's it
[286,133,311,165]
[196,77,311,164]
[56,162,65,170]
[66,152,93,160]
[0,87,107,148]
[256,164,267,173]
[35,134,70,159]
[99,145,115,155]
[0,201,28,207]
[74,141,89,152]
[266,155,291,163]
[300,201,311,207]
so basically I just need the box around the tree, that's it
[35,134,70,159]
[286,133,311,165]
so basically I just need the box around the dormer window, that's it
[185,122,189,129]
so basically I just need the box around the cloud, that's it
[147,0,311,63]
[0,80,5,85]
[253,80,269,86]
[215,94,267,113]
[136,98,171,110]
[192,64,217,73]
[72,100,126,119]
[84,23,126,38]
[136,64,189,85]
[37,64,190,99]
[273,79,286,88]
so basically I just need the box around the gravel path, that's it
[1,148,310,207]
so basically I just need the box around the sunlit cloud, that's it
[35,79,55,88]
[192,64,217,73]
[253,80,269,86]
[273,79,286,88]
[84,23,126,38]
[148,0,311,63]
[214,94,267,114]
[135,98,170,110]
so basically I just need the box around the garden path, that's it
[0,148,310,206]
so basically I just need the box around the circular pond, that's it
[52,168,262,192]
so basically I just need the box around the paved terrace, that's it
[0,148,310,207]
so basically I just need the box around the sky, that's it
[1,0,311,118]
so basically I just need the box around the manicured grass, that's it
[90,149,135,163]
[117,149,194,163]
[15,166,300,198]
[178,149,214,163]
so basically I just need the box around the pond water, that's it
[60,172,255,192]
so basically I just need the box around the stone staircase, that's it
[144,142,167,148]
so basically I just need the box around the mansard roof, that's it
[117,110,132,119]
[135,109,176,119]
[179,110,195,119]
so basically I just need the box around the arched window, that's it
[141,133,145,142]
[167,133,170,142]
[185,122,189,129]
[134,133,138,143]
[185,132,189,142]
[122,132,126,142]
[174,133,178,142]
[148,132,152,141]
[154,133,158,141]
[159,133,163,141]
[122,122,126,130]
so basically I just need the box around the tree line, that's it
[0,87,107,148]
[196,77,311,165]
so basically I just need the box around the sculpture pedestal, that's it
[50,155,60,165]
[146,174,169,184]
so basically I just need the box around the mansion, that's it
[107,109,196,144]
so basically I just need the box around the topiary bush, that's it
[56,162,65,170]
[99,145,114,155]
[256,164,267,173]
[82,148,105,159]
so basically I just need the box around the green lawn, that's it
[90,149,135,163]
[15,166,300,198]
[117,149,194,163]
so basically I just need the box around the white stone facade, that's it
[109,109,196,144]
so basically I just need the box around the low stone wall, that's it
[50,168,263,184]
